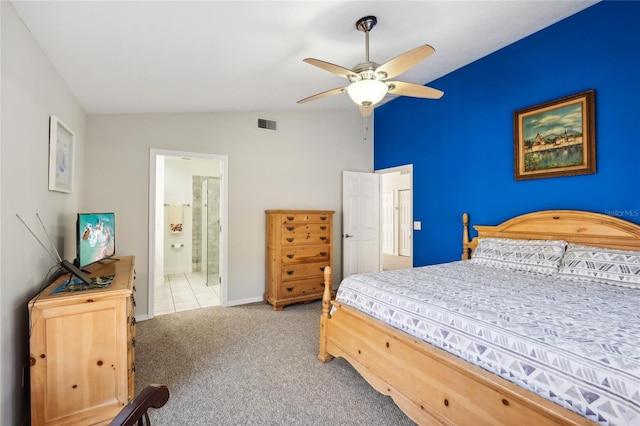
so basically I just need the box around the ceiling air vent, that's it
[257,118,277,131]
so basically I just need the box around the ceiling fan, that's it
[297,15,444,117]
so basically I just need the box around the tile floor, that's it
[155,272,221,316]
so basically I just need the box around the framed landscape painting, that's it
[513,89,595,180]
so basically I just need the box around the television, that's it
[76,212,116,268]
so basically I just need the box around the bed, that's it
[319,210,640,426]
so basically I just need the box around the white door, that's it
[342,171,380,278]
[398,189,412,256]
[381,192,394,254]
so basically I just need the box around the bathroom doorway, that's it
[148,149,229,318]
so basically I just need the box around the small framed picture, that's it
[48,116,75,193]
[514,89,596,180]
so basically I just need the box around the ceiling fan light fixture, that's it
[346,79,388,107]
[298,15,443,116]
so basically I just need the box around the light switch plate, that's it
[413,221,421,231]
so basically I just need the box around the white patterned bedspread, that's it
[334,261,640,425]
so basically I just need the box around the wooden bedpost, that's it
[318,265,334,363]
[462,213,471,260]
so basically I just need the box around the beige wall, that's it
[1,3,373,423]
[86,110,373,317]
[1,2,87,424]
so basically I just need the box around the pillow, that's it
[470,237,567,275]
[557,243,640,288]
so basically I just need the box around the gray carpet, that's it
[382,254,412,271]
[135,301,416,425]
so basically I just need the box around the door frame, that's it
[148,149,229,318]
[376,164,413,265]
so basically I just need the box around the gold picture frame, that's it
[48,116,75,193]
[514,89,595,180]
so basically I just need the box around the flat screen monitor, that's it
[77,212,116,268]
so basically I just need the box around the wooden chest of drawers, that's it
[29,256,136,425]
[265,210,334,310]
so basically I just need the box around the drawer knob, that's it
[286,226,294,231]
[320,216,327,221]
[320,226,327,230]
[286,254,294,259]
[320,267,325,271]
[319,252,327,256]
[286,270,295,275]
[286,287,294,292]
[286,238,294,242]
[286,216,294,221]
[319,236,327,241]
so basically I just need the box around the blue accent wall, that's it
[374,1,640,266]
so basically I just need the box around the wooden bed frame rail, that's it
[319,210,640,425]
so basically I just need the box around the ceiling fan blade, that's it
[376,45,435,79]
[359,105,373,117]
[297,87,347,104]
[387,81,444,99]
[303,58,355,79]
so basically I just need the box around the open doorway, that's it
[377,165,413,271]
[148,149,229,318]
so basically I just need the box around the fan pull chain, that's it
[363,115,368,143]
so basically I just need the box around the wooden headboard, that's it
[462,210,640,260]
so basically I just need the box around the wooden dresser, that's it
[29,256,136,426]
[265,210,334,310]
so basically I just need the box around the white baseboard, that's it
[223,296,264,307]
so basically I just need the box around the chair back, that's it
[110,384,170,426]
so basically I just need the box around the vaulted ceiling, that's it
[10,1,598,114]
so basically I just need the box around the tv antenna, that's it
[16,213,93,285]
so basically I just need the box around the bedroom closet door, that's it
[342,171,380,278]
[381,192,394,254]
[398,189,411,256]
